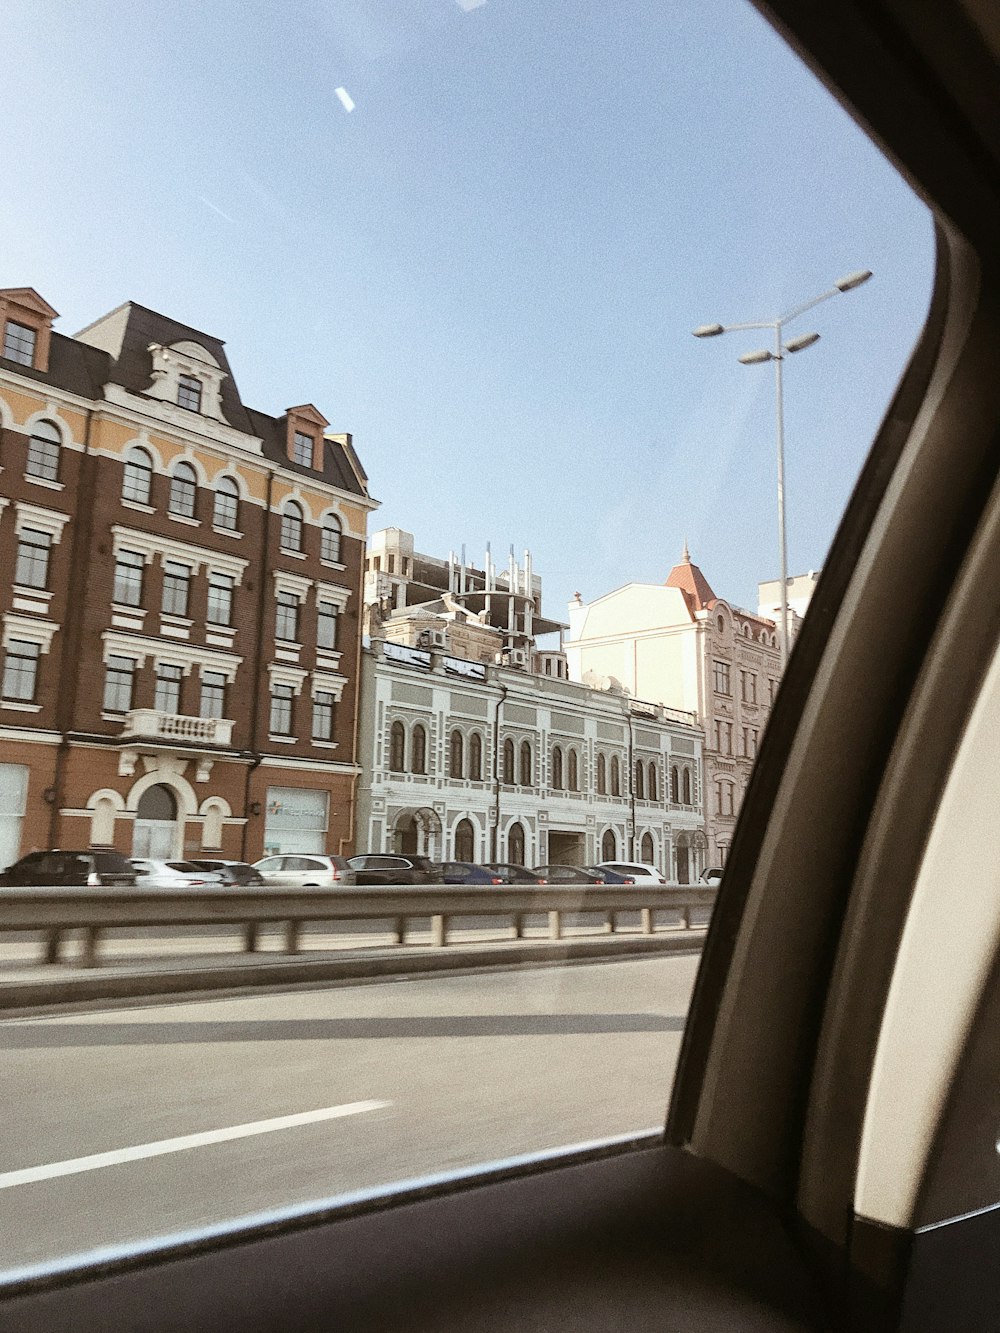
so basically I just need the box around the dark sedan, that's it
[347,854,437,886]
[484,863,547,885]
[434,861,504,885]
[532,864,605,885]
[584,865,636,885]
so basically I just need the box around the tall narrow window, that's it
[454,818,475,862]
[634,759,644,800]
[280,502,304,552]
[113,550,144,606]
[670,765,680,804]
[14,529,51,589]
[168,462,197,518]
[26,420,61,482]
[3,321,36,366]
[213,477,239,531]
[712,660,731,695]
[122,447,153,504]
[601,828,617,861]
[102,655,135,713]
[682,768,692,805]
[270,684,294,736]
[450,730,464,779]
[321,515,343,563]
[610,755,621,797]
[154,663,183,714]
[312,691,334,741]
[597,752,607,795]
[508,821,525,866]
[317,602,338,651]
[275,591,299,642]
[177,374,202,412]
[411,724,427,774]
[2,640,40,702]
[389,721,405,772]
[502,737,515,785]
[640,832,655,864]
[567,748,579,792]
[551,745,563,790]
[519,740,532,786]
[207,572,234,626]
[469,732,483,780]
[161,561,191,617]
[292,431,314,467]
[648,762,658,802]
[200,671,226,719]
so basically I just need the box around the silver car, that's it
[251,854,357,888]
[130,859,225,888]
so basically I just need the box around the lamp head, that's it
[835,269,872,292]
[784,332,821,353]
[738,349,773,365]
[692,323,725,338]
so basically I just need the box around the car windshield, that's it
[0,0,931,1280]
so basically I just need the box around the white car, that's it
[594,861,667,885]
[699,867,724,887]
[130,859,225,888]
[252,854,357,888]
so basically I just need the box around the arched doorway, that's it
[676,831,692,885]
[640,831,654,865]
[508,822,525,866]
[454,818,475,862]
[601,828,617,861]
[132,784,179,859]
[392,807,442,857]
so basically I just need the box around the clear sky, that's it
[3,0,934,632]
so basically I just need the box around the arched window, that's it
[596,753,607,795]
[389,721,405,772]
[26,419,61,482]
[411,724,427,774]
[640,832,654,863]
[213,476,240,531]
[280,501,304,552]
[321,514,342,563]
[519,740,532,787]
[634,759,644,800]
[454,818,475,862]
[449,729,464,779]
[122,446,153,504]
[648,762,658,802]
[551,745,563,790]
[682,767,692,805]
[168,461,197,518]
[601,829,617,861]
[469,732,483,780]
[567,748,579,791]
[502,737,515,785]
[610,755,621,797]
[671,765,680,803]
[508,821,525,866]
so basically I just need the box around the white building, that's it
[565,547,793,867]
[355,638,708,882]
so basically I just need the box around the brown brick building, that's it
[0,288,378,868]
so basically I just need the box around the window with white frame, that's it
[14,528,51,589]
[168,462,197,518]
[207,572,234,626]
[321,514,342,563]
[712,659,731,694]
[312,691,334,741]
[3,320,35,366]
[2,640,40,702]
[26,420,61,482]
[113,549,144,607]
[161,561,191,617]
[154,662,183,714]
[213,477,239,531]
[200,670,226,719]
[317,601,338,651]
[280,502,304,552]
[292,431,314,468]
[275,590,299,642]
[177,374,202,413]
[122,447,153,505]
[270,683,294,736]
[103,655,135,713]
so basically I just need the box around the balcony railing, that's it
[120,709,234,746]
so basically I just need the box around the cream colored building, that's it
[566,547,792,867]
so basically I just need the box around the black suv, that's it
[346,854,436,886]
[0,850,137,887]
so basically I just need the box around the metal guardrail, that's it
[0,884,717,968]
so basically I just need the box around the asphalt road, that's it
[0,952,700,1276]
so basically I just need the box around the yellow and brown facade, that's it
[0,288,378,867]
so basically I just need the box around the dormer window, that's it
[292,431,314,467]
[177,374,202,413]
[3,321,36,367]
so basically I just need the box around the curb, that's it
[0,930,706,1011]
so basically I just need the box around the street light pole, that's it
[693,270,872,668]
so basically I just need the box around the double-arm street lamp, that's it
[693,269,873,667]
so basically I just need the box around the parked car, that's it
[0,849,137,887]
[346,854,436,886]
[593,860,666,885]
[189,859,265,887]
[699,867,724,887]
[484,863,547,885]
[432,861,504,885]
[584,865,636,885]
[130,859,225,888]
[251,855,357,888]
[532,864,605,885]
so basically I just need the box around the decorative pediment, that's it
[286,403,330,429]
[0,287,59,319]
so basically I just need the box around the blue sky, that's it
[4,0,933,631]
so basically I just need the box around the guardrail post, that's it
[548,910,561,941]
[605,911,617,934]
[394,916,406,945]
[284,920,301,954]
[44,928,63,964]
[81,927,101,969]
[513,913,524,939]
[244,922,260,953]
[641,908,653,935]
[431,914,447,947]
[682,906,691,930]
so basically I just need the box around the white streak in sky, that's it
[198,196,236,224]
[457,0,487,10]
[335,87,356,113]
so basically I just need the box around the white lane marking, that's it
[0,1101,390,1190]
